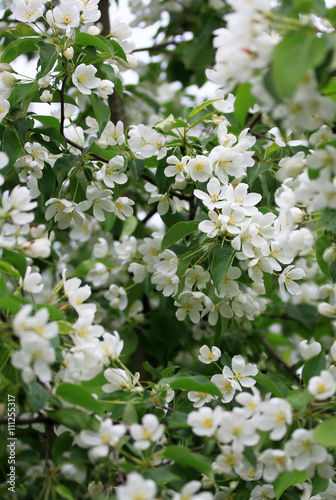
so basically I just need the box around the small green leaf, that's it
[272,33,327,97]
[128,158,145,181]
[311,474,329,496]
[89,93,110,133]
[0,23,39,37]
[122,402,138,424]
[255,373,289,398]
[286,390,310,415]
[2,127,22,169]
[27,380,50,412]
[234,83,255,126]
[302,351,326,385]
[2,250,26,277]
[34,115,61,129]
[161,220,199,252]
[0,296,27,314]
[38,43,58,77]
[75,33,114,57]
[1,38,39,63]
[154,114,177,133]
[314,417,336,447]
[188,99,218,119]
[274,470,308,499]
[0,261,20,281]
[322,207,336,234]
[55,484,74,500]
[120,215,138,238]
[210,246,236,293]
[69,258,116,279]
[163,445,213,476]
[160,373,221,397]
[56,383,102,413]
[48,409,94,432]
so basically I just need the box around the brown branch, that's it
[246,112,262,130]
[133,41,178,53]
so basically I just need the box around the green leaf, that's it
[255,373,289,398]
[122,402,138,424]
[159,373,221,397]
[89,93,110,133]
[128,158,145,181]
[316,234,332,279]
[311,474,329,496]
[0,261,20,281]
[56,320,73,335]
[286,390,310,415]
[302,351,326,385]
[69,258,116,279]
[27,380,50,412]
[161,220,199,252]
[144,465,181,485]
[38,162,56,199]
[9,82,36,108]
[143,361,161,380]
[2,250,26,277]
[322,207,336,234]
[38,43,58,78]
[274,470,308,499]
[108,39,127,61]
[247,162,274,186]
[56,383,102,413]
[34,115,61,129]
[210,246,236,293]
[120,215,138,238]
[163,445,213,476]
[0,23,39,37]
[1,38,39,63]
[286,303,320,332]
[48,409,94,432]
[0,296,27,314]
[234,83,255,126]
[75,33,114,57]
[55,484,74,500]
[188,99,218,119]
[272,33,327,97]
[314,417,336,446]
[2,127,22,169]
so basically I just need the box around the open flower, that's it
[72,64,101,95]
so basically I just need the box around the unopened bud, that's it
[40,90,53,103]
[1,71,16,87]
[63,46,74,60]
[88,481,104,496]
[318,302,336,317]
[0,63,14,73]
[323,246,336,264]
[21,238,51,258]
[202,475,215,489]
[87,25,100,35]
[117,54,137,69]
[38,75,51,88]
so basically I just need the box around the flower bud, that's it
[96,138,109,149]
[88,481,104,496]
[202,474,215,489]
[40,90,53,103]
[87,25,100,35]
[1,71,16,87]
[318,302,336,317]
[323,246,336,264]
[117,54,137,69]
[63,46,74,60]
[0,63,14,73]
[38,75,51,88]
[21,238,51,258]
[330,340,336,362]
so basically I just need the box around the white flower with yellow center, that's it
[194,177,227,210]
[278,264,305,297]
[53,0,80,29]
[112,196,135,221]
[10,0,43,24]
[188,155,213,182]
[308,370,336,401]
[285,429,327,471]
[130,414,164,450]
[79,419,126,461]
[171,480,213,500]
[116,472,157,500]
[216,408,259,446]
[255,398,292,440]
[187,406,223,437]
[198,345,221,364]
[72,63,101,95]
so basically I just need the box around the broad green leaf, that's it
[188,99,218,119]
[161,220,200,251]
[286,390,310,414]
[247,162,274,186]
[9,82,37,108]
[322,207,336,233]
[0,296,27,314]
[35,304,65,321]
[56,383,102,413]
[315,417,336,446]
[166,412,189,429]
[210,246,236,293]
[255,373,289,398]
[0,261,20,281]
[1,38,39,63]
[163,445,213,476]
[302,351,326,385]
[48,409,94,432]
[89,93,110,133]
[274,470,308,499]
[108,39,127,61]
[55,484,74,500]
[0,23,39,37]
[27,380,50,413]
[34,115,61,129]
[51,432,73,465]
[38,43,58,77]
[122,402,138,424]
[316,234,332,279]
[160,373,221,397]
[2,249,26,277]
[2,127,22,169]
[311,474,329,496]
[286,303,320,332]
[69,258,116,278]
[38,162,56,199]
[129,158,145,181]
[272,33,327,97]
[120,215,138,238]
[234,83,255,126]
[144,465,181,485]
[75,32,114,57]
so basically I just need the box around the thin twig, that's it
[246,112,262,130]
[133,41,178,53]
[60,76,67,137]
